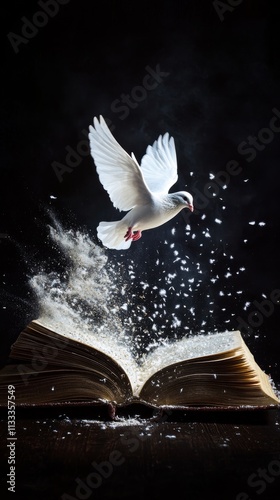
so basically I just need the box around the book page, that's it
[32,322,242,397]
[33,317,140,392]
[134,330,242,395]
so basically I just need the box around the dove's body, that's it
[97,193,190,249]
[89,117,193,250]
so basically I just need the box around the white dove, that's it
[88,116,194,250]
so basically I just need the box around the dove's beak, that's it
[188,204,194,212]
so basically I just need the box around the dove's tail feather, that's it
[97,221,132,250]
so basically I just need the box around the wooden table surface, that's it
[1,406,280,500]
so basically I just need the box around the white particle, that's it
[215,218,222,224]
[209,173,215,179]
[259,222,266,226]
[244,179,249,183]
[140,282,149,290]
[249,221,256,225]
[201,214,206,220]
[172,317,181,327]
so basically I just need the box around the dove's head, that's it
[171,191,194,212]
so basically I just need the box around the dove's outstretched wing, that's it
[89,116,152,212]
[140,133,178,195]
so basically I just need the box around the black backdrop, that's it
[1,0,280,386]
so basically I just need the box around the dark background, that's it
[1,0,280,386]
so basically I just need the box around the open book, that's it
[0,320,279,414]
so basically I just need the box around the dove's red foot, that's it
[124,227,133,241]
[132,230,142,241]
[124,227,142,242]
